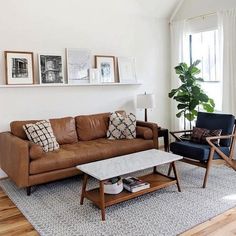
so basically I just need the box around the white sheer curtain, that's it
[170,20,189,131]
[218,8,236,115]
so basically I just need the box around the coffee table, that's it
[77,149,182,221]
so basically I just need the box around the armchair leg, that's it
[203,148,214,188]
[26,186,31,196]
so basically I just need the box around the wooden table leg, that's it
[80,174,88,205]
[167,163,172,176]
[99,181,106,221]
[172,162,181,192]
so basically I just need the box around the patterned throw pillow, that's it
[191,127,222,146]
[107,112,136,140]
[23,120,59,152]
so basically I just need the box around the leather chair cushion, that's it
[30,138,154,174]
[75,113,110,141]
[49,117,78,145]
[136,126,153,140]
[170,141,230,161]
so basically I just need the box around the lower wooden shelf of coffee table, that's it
[85,173,178,207]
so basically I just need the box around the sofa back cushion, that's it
[11,120,39,140]
[10,117,78,145]
[75,113,110,141]
[49,117,78,145]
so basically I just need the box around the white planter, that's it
[104,178,123,194]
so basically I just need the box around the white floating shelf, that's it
[0,82,142,88]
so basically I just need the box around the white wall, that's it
[174,0,236,20]
[0,0,171,177]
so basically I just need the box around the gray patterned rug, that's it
[1,162,236,236]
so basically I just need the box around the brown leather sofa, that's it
[0,112,158,195]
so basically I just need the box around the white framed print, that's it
[95,55,115,83]
[66,48,91,84]
[117,57,137,83]
[5,51,34,85]
[38,54,64,84]
[89,68,100,84]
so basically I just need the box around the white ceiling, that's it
[136,0,182,18]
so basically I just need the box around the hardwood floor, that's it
[0,185,236,236]
[0,188,38,236]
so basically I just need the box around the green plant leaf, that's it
[186,78,194,86]
[174,95,189,102]
[192,60,201,67]
[192,86,201,95]
[185,112,196,121]
[195,77,204,82]
[189,99,199,110]
[179,75,185,82]
[168,89,178,98]
[190,67,201,75]
[192,110,198,116]
[176,111,184,118]
[198,93,209,102]
[209,98,215,107]
[175,66,184,74]
[177,104,189,110]
[202,103,214,112]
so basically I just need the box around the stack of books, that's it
[123,177,150,193]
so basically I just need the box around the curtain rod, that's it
[187,12,216,21]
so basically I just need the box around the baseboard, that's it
[0,168,7,179]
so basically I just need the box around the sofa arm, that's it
[0,132,30,188]
[136,121,159,149]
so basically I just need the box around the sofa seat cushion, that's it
[170,141,230,162]
[30,138,154,175]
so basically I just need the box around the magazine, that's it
[123,177,150,193]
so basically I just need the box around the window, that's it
[189,30,222,111]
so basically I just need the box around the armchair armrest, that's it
[170,130,193,141]
[136,121,159,149]
[206,134,236,170]
[0,132,30,187]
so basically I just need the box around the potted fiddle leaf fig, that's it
[169,60,215,129]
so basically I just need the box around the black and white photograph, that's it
[117,57,137,83]
[66,48,91,84]
[95,55,115,83]
[5,51,34,85]
[39,54,64,84]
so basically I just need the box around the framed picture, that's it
[89,68,100,84]
[38,54,64,84]
[95,55,115,83]
[66,48,91,84]
[5,51,34,85]
[117,57,137,83]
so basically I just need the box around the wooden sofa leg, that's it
[203,149,214,188]
[26,186,31,196]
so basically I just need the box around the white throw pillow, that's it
[107,112,136,140]
[23,120,59,152]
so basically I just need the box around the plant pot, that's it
[104,177,123,194]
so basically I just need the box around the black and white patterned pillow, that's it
[23,120,59,152]
[107,112,136,140]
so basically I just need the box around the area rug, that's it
[1,162,236,236]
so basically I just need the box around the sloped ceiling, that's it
[136,0,182,18]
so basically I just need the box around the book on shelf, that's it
[123,177,150,193]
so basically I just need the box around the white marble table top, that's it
[77,149,183,181]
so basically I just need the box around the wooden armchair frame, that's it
[169,125,236,188]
